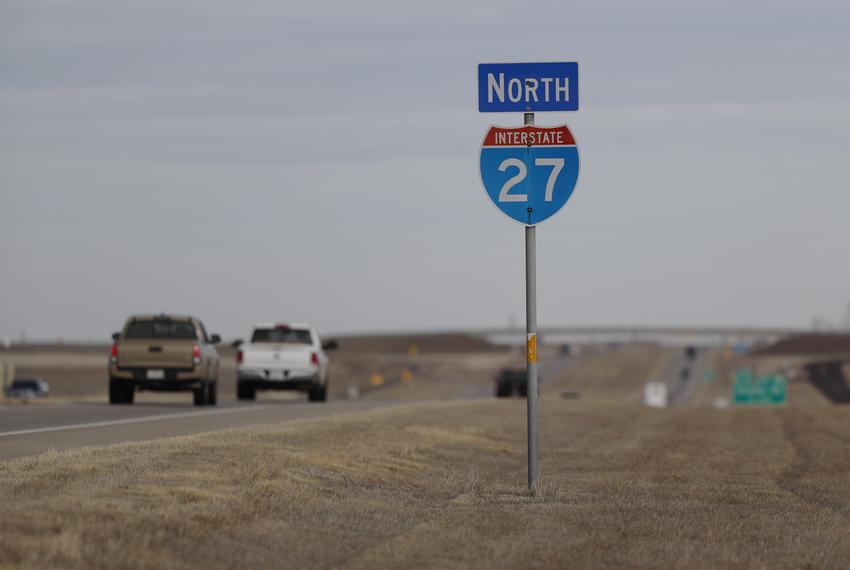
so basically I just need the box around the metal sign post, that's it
[477,62,580,491]
[524,111,539,490]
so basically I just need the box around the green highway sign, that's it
[732,369,787,406]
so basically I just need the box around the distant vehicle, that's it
[235,323,336,402]
[495,368,529,398]
[108,314,221,406]
[5,378,49,400]
[560,343,581,357]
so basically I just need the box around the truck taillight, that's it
[110,343,118,364]
[236,349,243,364]
[192,344,201,365]
[311,352,318,366]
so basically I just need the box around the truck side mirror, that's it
[322,340,339,351]
[111,332,121,341]
[231,339,243,348]
[209,334,221,345]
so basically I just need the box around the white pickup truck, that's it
[235,323,337,402]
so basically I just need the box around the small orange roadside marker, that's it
[401,369,414,382]
[370,373,385,387]
[527,334,537,363]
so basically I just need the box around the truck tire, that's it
[237,382,255,401]
[109,377,134,404]
[308,383,327,403]
[208,381,218,406]
[109,378,121,404]
[496,383,510,398]
[194,381,209,407]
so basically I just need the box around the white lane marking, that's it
[0,405,279,438]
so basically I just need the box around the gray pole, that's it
[524,111,539,491]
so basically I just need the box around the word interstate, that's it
[491,128,567,146]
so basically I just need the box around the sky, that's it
[1,0,850,341]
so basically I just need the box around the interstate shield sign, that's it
[479,125,580,226]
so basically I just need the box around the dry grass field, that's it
[2,344,850,569]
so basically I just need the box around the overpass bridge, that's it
[474,325,804,347]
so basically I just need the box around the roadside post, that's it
[477,62,580,490]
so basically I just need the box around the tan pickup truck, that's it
[109,314,221,406]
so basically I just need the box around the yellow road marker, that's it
[369,373,385,387]
[401,369,414,382]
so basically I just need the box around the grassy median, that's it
[1,347,849,569]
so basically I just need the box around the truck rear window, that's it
[125,321,197,340]
[251,328,313,344]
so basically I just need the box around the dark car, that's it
[495,368,535,398]
[5,378,50,400]
[496,369,526,398]
[559,344,581,357]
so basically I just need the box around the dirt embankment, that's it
[754,334,850,404]
[334,332,506,354]
[757,333,850,357]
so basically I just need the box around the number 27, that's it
[498,158,564,203]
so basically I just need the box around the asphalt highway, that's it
[662,347,712,406]
[0,399,396,460]
[0,353,578,461]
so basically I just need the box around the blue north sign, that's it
[479,125,580,225]
[478,62,579,113]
